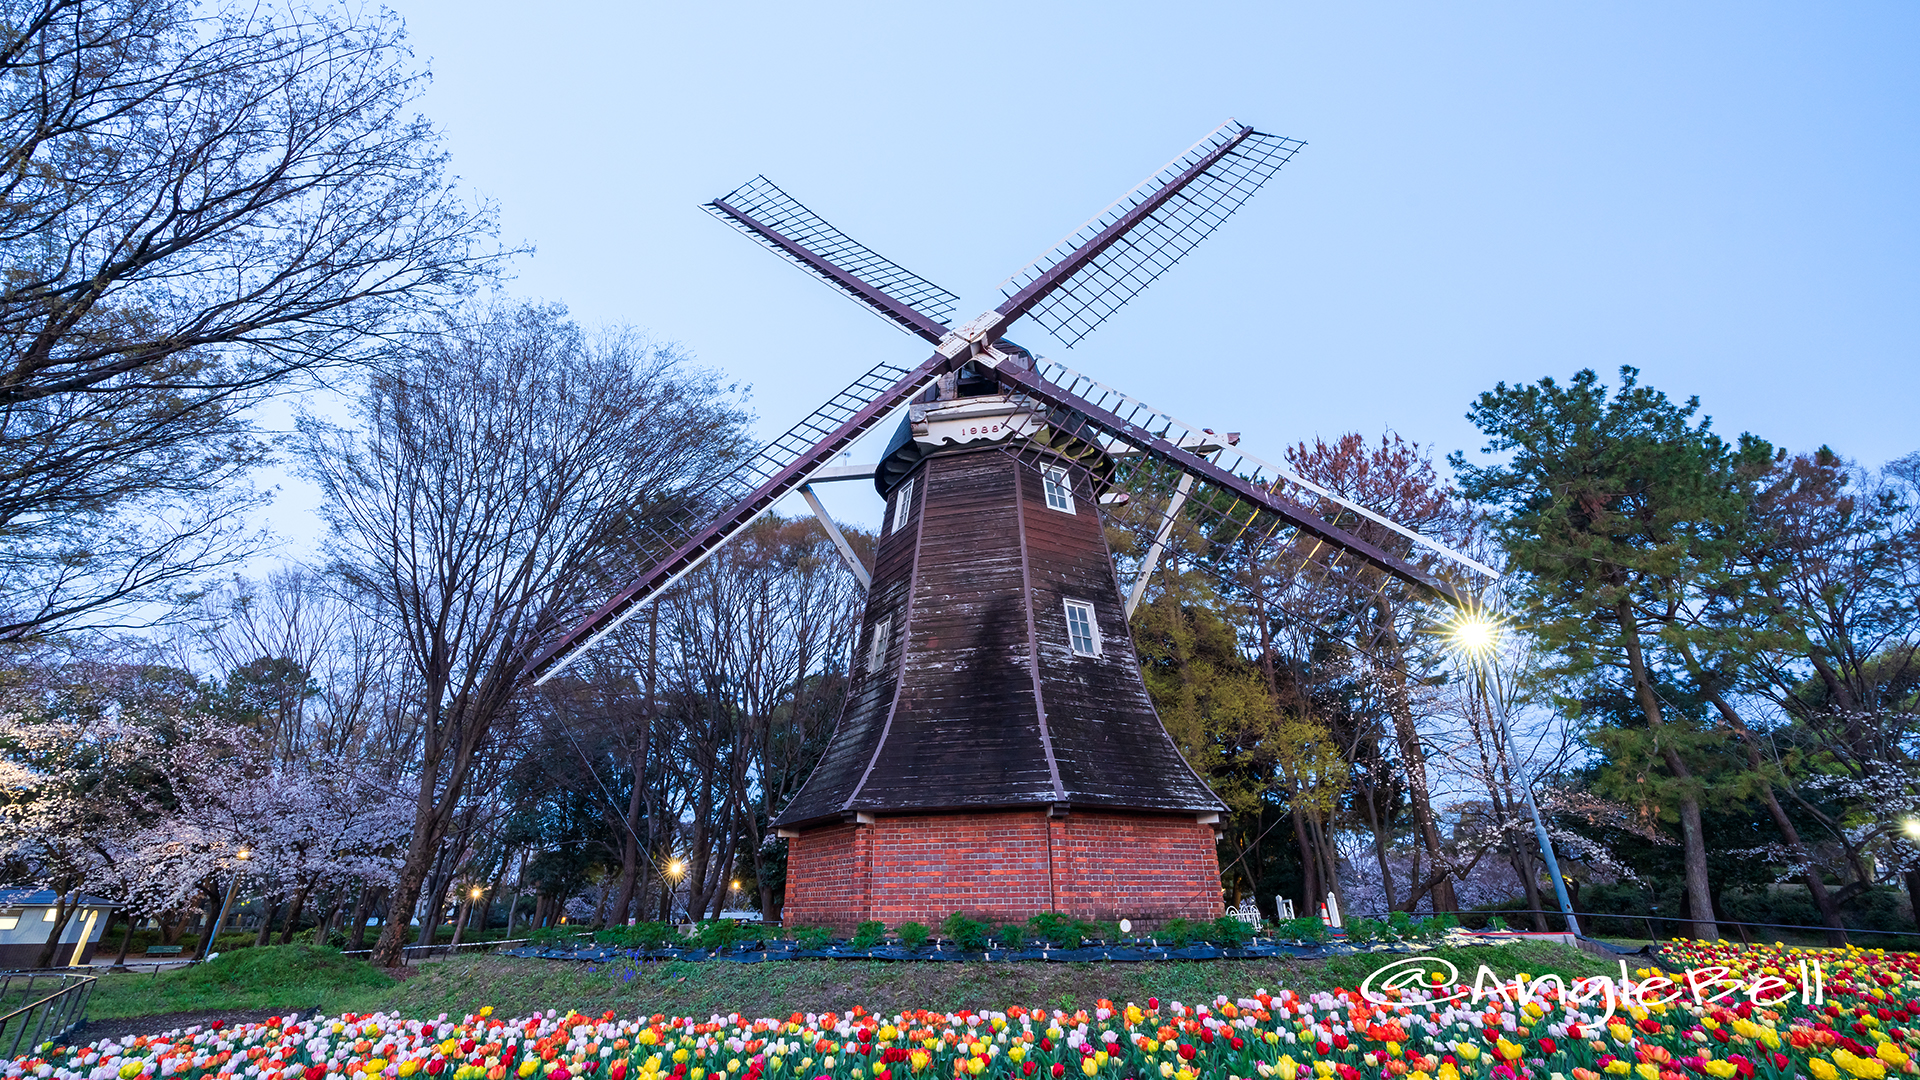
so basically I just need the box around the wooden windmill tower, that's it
[528,121,1495,929]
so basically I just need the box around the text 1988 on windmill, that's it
[527,119,1498,930]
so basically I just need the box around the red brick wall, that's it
[780,808,1222,931]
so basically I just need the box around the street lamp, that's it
[1446,608,1582,937]
[203,845,252,958]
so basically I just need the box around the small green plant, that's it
[993,922,1025,948]
[1344,916,1387,944]
[1487,915,1510,931]
[895,921,931,948]
[526,926,588,946]
[1207,916,1255,946]
[1387,910,1414,937]
[695,920,755,949]
[850,920,886,949]
[1278,916,1328,944]
[1026,912,1077,946]
[633,922,678,949]
[1157,917,1198,946]
[789,925,832,949]
[942,911,990,951]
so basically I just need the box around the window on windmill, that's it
[1042,466,1074,513]
[890,478,915,534]
[1063,599,1100,657]
[868,617,891,672]
[0,914,17,930]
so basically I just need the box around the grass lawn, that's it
[83,940,1621,1027]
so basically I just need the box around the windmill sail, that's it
[998,121,1304,346]
[707,176,958,340]
[526,354,946,683]
[989,357,1492,602]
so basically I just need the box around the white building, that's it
[0,888,118,969]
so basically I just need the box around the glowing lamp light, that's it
[235,847,252,861]
[1904,818,1920,839]
[668,860,685,878]
[1448,613,1502,657]
[470,885,484,900]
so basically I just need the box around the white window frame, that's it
[868,616,891,672]
[1042,465,1075,513]
[1063,599,1101,657]
[890,477,915,534]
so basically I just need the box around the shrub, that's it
[1388,911,1414,937]
[526,926,588,946]
[1026,912,1077,946]
[1278,916,1327,944]
[1345,917,1387,944]
[850,920,886,949]
[695,920,755,949]
[789,925,832,949]
[942,912,990,951]
[1207,916,1255,946]
[895,921,931,948]
[1157,918,1198,946]
[994,922,1025,948]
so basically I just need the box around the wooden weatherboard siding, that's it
[774,445,1223,826]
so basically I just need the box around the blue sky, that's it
[268,1,1919,541]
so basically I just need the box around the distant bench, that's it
[143,945,185,955]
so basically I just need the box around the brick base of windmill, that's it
[777,808,1224,931]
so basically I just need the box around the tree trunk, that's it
[1372,604,1457,912]
[278,881,314,945]
[449,899,470,946]
[1683,653,1848,944]
[1291,805,1318,914]
[1618,600,1719,940]
[255,897,279,947]
[1905,869,1920,933]
[312,887,346,949]
[194,880,225,959]
[111,914,137,969]
[35,893,78,968]
[350,885,381,951]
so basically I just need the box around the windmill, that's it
[529,120,1496,929]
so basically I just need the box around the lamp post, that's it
[203,845,252,959]
[1447,610,1582,937]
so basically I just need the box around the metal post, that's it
[204,869,245,958]
[1484,669,1581,936]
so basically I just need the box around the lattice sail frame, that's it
[999,122,1304,347]
[707,176,960,335]
[528,356,943,682]
[991,357,1497,604]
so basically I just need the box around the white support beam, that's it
[807,463,879,483]
[1125,471,1195,618]
[799,484,871,588]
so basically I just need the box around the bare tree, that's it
[300,302,744,966]
[0,0,510,641]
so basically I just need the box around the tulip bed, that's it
[12,943,1920,1080]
